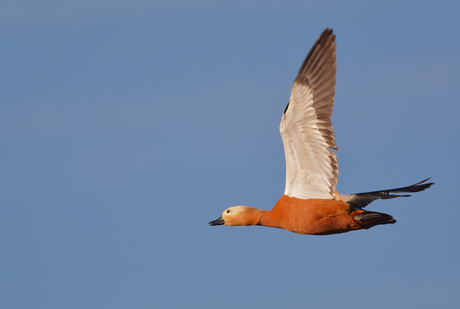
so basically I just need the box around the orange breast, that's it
[260,195,361,235]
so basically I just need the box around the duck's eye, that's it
[226,209,231,214]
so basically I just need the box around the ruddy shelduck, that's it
[209,28,433,235]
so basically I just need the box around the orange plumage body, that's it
[259,195,391,235]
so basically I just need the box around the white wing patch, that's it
[281,29,338,200]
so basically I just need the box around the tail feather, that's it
[342,178,434,208]
[353,210,396,229]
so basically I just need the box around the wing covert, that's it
[280,28,338,199]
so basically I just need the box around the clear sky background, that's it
[1,1,459,308]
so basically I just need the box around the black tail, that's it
[344,178,434,208]
[354,211,396,229]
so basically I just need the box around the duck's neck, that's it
[245,208,268,226]
[253,208,268,225]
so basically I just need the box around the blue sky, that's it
[1,1,459,308]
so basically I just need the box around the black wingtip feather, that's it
[345,178,434,208]
[284,28,335,115]
[355,178,434,197]
[296,28,335,80]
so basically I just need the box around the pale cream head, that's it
[209,206,265,226]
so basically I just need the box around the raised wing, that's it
[280,28,338,199]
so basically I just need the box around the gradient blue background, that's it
[1,1,459,308]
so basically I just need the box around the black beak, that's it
[209,216,225,226]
